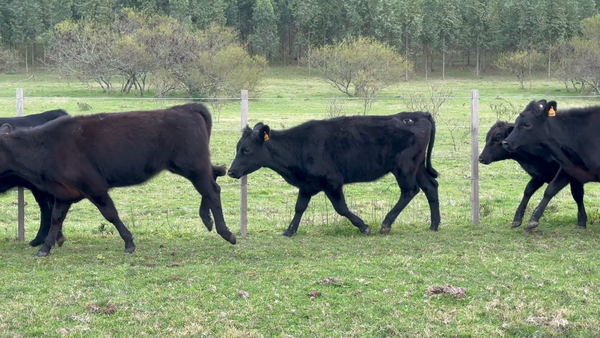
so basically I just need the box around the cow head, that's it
[478,121,514,165]
[228,123,271,179]
[502,100,556,153]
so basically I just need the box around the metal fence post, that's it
[16,88,25,241]
[240,90,248,236]
[471,89,480,224]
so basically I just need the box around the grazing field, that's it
[0,68,599,337]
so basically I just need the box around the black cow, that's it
[503,100,600,229]
[0,103,235,257]
[0,109,68,246]
[479,121,587,228]
[227,112,440,237]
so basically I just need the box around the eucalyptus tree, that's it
[388,0,422,81]
[456,0,501,76]
[189,0,227,29]
[420,0,439,78]
[249,0,278,59]
[435,0,460,79]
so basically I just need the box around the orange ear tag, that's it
[263,132,269,141]
[548,107,556,117]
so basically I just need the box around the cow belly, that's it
[343,168,390,183]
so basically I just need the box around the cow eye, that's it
[520,123,531,130]
[242,148,250,154]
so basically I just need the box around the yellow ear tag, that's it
[263,132,269,141]
[548,107,556,117]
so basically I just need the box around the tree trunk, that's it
[442,48,446,80]
[442,37,446,80]
[25,46,28,74]
[424,46,428,80]
[405,36,409,81]
[476,46,480,77]
[547,49,551,78]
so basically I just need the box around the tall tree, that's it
[189,0,227,29]
[436,0,460,79]
[249,0,278,58]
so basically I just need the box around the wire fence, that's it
[2,90,600,240]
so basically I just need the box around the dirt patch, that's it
[318,277,343,285]
[89,301,117,315]
[425,285,466,299]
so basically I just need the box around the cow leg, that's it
[199,198,213,232]
[416,166,440,231]
[511,177,545,228]
[381,172,420,234]
[283,190,313,237]
[199,167,226,232]
[188,173,236,245]
[569,181,587,229]
[36,200,71,257]
[324,186,371,235]
[527,169,571,229]
[29,190,66,247]
[87,193,136,253]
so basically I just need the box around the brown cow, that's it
[0,103,235,256]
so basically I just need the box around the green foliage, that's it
[159,24,267,98]
[46,20,117,92]
[307,37,412,98]
[249,0,278,58]
[0,47,20,73]
[45,11,265,97]
[552,14,600,94]
[495,50,544,89]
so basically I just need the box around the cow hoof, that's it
[124,244,136,254]
[282,230,294,237]
[429,226,438,232]
[36,250,50,257]
[361,226,371,235]
[204,219,214,232]
[228,234,237,245]
[525,221,539,230]
[511,221,522,228]
[576,225,587,229]
[379,227,391,235]
[56,236,66,247]
[29,238,44,247]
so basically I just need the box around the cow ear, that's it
[259,124,271,143]
[546,101,558,117]
[534,99,548,117]
[0,123,12,134]
[506,125,514,136]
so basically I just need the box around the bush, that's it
[495,50,543,89]
[0,48,20,73]
[169,25,267,98]
[305,37,412,114]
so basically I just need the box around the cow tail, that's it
[190,103,225,177]
[192,103,213,140]
[425,113,438,178]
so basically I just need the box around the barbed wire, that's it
[0,94,597,100]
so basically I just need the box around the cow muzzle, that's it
[478,155,490,165]
[227,169,241,179]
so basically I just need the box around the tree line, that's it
[0,0,599,95]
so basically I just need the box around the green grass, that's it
[0,67,599,337]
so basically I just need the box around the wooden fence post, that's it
[471,89,480,224]
[240,90,248,236]
[16,88,25,241]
